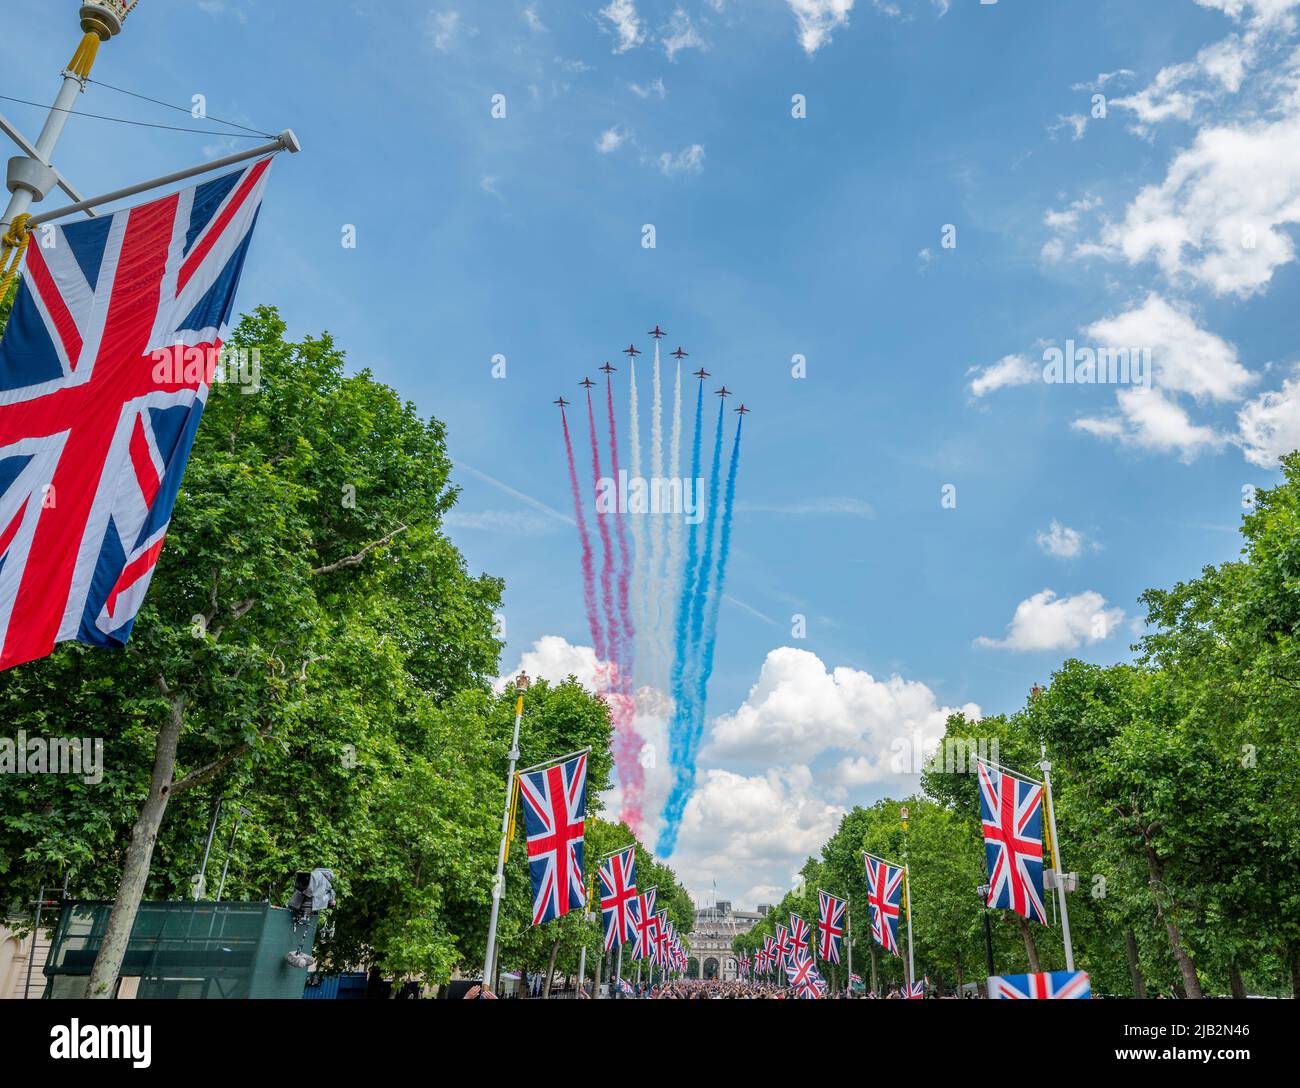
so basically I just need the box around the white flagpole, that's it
[901,805,915,994]
[1040,743,1075,971]
[482,674,529,988]
[846,908,854,997]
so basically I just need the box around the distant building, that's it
[686,902,763,980]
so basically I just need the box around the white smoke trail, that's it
[664,360,684,696]
[628,360,648,687]
[649,340,666,690]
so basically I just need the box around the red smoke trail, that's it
[605,375,644,834]
[586,390,645,835]
[586,389,619,669]
[562,409,606,662]
[606,376,636,680]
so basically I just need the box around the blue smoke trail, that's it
[659,407,738,856]
[665,381,705,780]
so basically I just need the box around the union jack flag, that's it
[763,934,779,973]
[817,890,846,964]
[988,970,1091,999]
[0,159,273,671]
[598,845,638,951]
[789,913,811,961]
[629,886,657,960]
[977,759,1047,924]
[518,751,588,925]
[785,952,821,999]
[864,852,904,956]
[654,910,672,967]
[775,922,793,970]
[618,978,635,996]
[906,979,925,999]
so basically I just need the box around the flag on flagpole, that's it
[977,759,1048,925]
[817,889,847,964]
[598,845,638,951]
[988,970,1091,998]
[518,751,588,925]
[0,159,274,671]
[864,852,904,956]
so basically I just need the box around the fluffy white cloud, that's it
[658,143,705,176]
[1036,520,1088,559]
[1069,295,1255,460]
[1195,0,1300,24]
[968,354,1039,397]
[1098,112,1300,296]
[1237,371,1300,466]
[976,589,1125,652]
[600,0,645,53]
[788,0,855,55]
[1087,294,1254,401]
[706,647,979,770]
[672,765,845,905]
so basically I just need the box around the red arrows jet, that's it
[623,343,642,358]
[715,386,732,398]
[693,367,710,380]
[599,362,617,374]
[735,404,750,415]
[553,396,570,408]
[579,377,596,389]
[648,325,666,339]
[672,346,689,360]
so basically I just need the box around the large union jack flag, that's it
[518,751,588,926]
[786,952,822,999]
[598,845,638,951]
[977,759,1047,925]
[864,852,904,956]
[0,159,272,671]
[817,890,847,965]
[789,913,811,963]
[988,970,1091,999]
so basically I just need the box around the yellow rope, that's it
[0,215,32,305]
[66,31,102,80]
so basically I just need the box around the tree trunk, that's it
[1143,839,1202,998]
[85,690,186,998]
[870,943,879,996]
[1290,943,1300,1000]
[542,937,561,999]
[1124,927,1147,999]
[1228,957,1247,999]
[1015,915,1041,973]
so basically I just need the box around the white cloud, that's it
[706,646,979,768]
[673,765,846,905]
[788,0,856,55]
[1071,69,1136,93]
[600,0,645,53]
[662,6,707,61]
[1194,0,1300,25]
[1085,294,1254,401]
[427,9,476,51]
[968,354,1039,397]
[658,143,705,176]
[596,125,629,153]
[1098,111,1300,296]
[1051,113,1089,141]
[1238,371,1300,466]
[975,589,1125,652]
[1070,295,1255,461]
[1036,520,1088,559]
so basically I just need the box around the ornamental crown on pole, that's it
[79,1,138,39]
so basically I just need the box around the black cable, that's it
[85,78,274,138]
[0,93,270,139]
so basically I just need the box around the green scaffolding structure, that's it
[42,900,318,999]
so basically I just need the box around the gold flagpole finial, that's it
[68,3,139,79]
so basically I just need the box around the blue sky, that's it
[8,0,1300,904]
